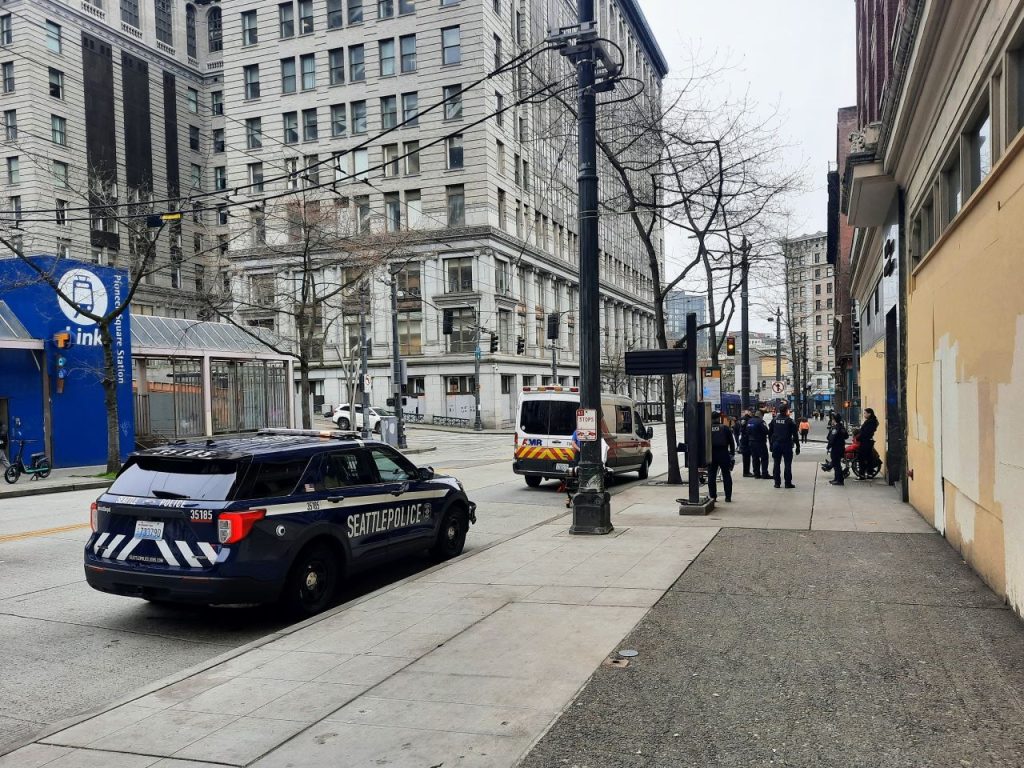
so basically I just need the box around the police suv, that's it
[85,429,476,616]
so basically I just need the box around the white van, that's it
[513,386,654,487]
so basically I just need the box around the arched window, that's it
[207,7,222,52]
[186,4,197,58]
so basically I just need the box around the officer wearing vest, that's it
[768,404,801,488]
[708,411,736,503]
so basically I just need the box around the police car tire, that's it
[637,454,651,480]
[433,505,468,560]
[524,475,542,487]
[281,540,340,617]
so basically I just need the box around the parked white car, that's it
[331,403,382,433]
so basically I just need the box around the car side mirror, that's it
[645,427,654,440]
[417,466,435,481]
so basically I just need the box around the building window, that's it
[406,189,423,228]
[55,199,69,225]
[352,147,368,179]
[943,152,962,223]
[329,48,345,85]
[447,185,465,227]
[211,90,223,115]
[0,15,11,46]
[213,128,225,152]
[442,26,461,65]
[154,0,173,45]
[2,62,13,93]
[214,166,226,190]
[404,140,420,174]
[186,87,199,113]
[5,156,18,185]
[121,0,140,28]
[244,64,260,99]
[378,0,394,19]
[443,84,462,120]
[348,0,363,24]
[248,162,264,191]
[497,188,506,229]
[379,39,395,77]
[495,92,504,126]
[190,163,202,189]
[300,53,316,90]
[245,117,262,148]
[496,140,505,175]
[46,20,62,53]
[52,160,68,188]
[208,7,222,51]
[48,68,64,99]
[331,104,346,136]
[447,309,476,353]
[186,4,197,57]
[402,92,418,126]
[351,100,367,133]
[281,57,296,93]
[303,154,320,186]
[384,191,401,231]
[400,34,416,72]
[302,108,318,141]
[3,110,16,141]
[447,134,463,169]
[446,256,473,292]
[278,2,294,38]
[493,34,502,69]
[188,124,200,151]
[327,0,343,28]
[283,111,299,143]
[382,143,399,177]
[968,107,992,193]
[298,0,314,33]
[9,195,21,223]
[380,95,397,129]
[51,115,67,145]
[399,0,415,13]
[355,194,370,231]
[241,10,258,45]
[349,45,365,81]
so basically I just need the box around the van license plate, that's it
[554,463,570,472]
[134,521,165,540]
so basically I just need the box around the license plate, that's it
[134,520,165,540]
[554,463,570,472]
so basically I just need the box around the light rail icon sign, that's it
[56,268,108,326]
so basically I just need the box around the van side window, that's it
[614,406,632,434]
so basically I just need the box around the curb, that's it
[0,478,110,500]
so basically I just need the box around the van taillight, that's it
[217,510,266,544]
[90,502,97,531]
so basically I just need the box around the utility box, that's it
[379,415,398,446]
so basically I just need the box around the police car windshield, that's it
[520,400,576,436]
[108,457,239,501]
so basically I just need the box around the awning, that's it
[846,161,898,227]
[130,314,287,359]
[0,300,43,350]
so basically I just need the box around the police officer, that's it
[827,412,849,485]
[707,411,736,502]
[746,409,770,479]
[768,404,800,488]
[734,410,753,477]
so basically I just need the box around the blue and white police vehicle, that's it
[84,429,476,616]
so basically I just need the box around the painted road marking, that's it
[0,522,90,544]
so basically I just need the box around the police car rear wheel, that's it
[433,506,468,560]
[283,541,339,617]
[524,475,542,488]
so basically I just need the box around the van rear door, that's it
[516,396,578,472]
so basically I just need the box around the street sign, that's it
[576,408,597,441]
[771,380,785,394]
[363,374,371,391]
[700,367,722,409]
[624,348,689,376]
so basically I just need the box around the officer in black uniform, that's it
[746,409,770,479]
[734,410,752,477]
[707,411,736,502]
[768,404,800,488]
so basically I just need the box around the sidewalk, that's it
[5,455,1022,767]
[0,465,108,500]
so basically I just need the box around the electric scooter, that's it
[3,437,52,483]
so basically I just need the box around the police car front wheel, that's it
[281,540,340,617]
[433,506,468,560]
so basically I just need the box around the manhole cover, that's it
[618,649,639,658]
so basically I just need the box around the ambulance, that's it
[512,386,654,487]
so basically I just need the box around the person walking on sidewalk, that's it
[799,416,810,443]
[768,404,800,488]
[746,409,770,479]
[858,408,880,474]
[827,413,849,485]
[734,410,753,477]
[707,411,735,502]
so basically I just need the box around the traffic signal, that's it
[547,312,559,340]
[725,335,736,356]
[489,333,499,353]
[442,309,453,335]
[851,320,861,352]
[516,336,526,354]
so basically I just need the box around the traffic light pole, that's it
[569,0,611,535]
[359,281,371,439]
[740,237,751,413]
[389,273,407,449]
[473,305,483,431]
[551,343,557,380]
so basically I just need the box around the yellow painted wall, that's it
[906,140,1024,613]
[857,339,887,464]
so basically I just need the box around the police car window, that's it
[615,406,632,434]
[234,458,310,499]
[320,450,377,489]
[108,457,239,501]
[369,447,414,482]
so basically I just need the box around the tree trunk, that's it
[653,295,682,484]
[298,357,312,429]
[98,323,121,473]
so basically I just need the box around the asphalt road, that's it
[0,424,679,753]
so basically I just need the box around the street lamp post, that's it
[388,272,408,449]
[473,304,483,431]
[768,307,782,403]
[740,237,751,413]
[359,280,371,439]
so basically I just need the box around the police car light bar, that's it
[521,386,580,393]
[257,428,362,440]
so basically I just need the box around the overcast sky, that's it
[636,0,856,329]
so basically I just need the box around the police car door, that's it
[366,445,436,550]
[316,448,391,561]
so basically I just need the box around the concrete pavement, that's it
[4,453,1021,767]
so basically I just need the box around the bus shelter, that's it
[131,316,294,442]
